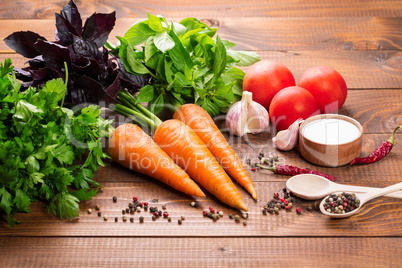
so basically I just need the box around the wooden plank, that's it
[1,175,401,237]
[1,0,402,19]
[1,17,401,52]
[1,50,402,90]
[0,237,401,267]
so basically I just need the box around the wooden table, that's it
[1,1,401,266]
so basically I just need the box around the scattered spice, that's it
[133,196,138,202]
[234,215,240,222]
[87,208,92,214]
[95,204,100,211]
[296,207,302,214]
[168,217,172,222]
[242,212,248,219]
[114,217,118,222]
[351,125,401,165]
[162,205,167,210]
[181,215,186,220]
[243,220,247,226]
[112,196,117,203]
[103,215,108,221]
[97,211,101,217]
[139,216,144,223]
[122,209,126,215]
[178,219,182,225]
[130,217,134,223]
[123,216,127,222]
[228,214,233,219]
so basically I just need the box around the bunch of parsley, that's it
[108,14,260,117]
[0,59,113,226]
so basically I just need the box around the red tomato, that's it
[298,66,347,114]
[269,86,320,131]
[243,60,295,110]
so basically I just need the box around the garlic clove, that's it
[273,118,304,151]
[226,91,269,137]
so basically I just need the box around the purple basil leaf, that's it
[116,58,150,90]
[72,35,100,58]
[27,55,45,68]
[55,14,74,45]
[33,40,70,77]
[104,71,122,99]
[4,31,46,58]
[71,75,117,105]
[60,0,82,36]
[82,12,116,48]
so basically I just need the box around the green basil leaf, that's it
[148,93,164,115]
[221,39,236,49]
[172,22,187,36]
[211,35,227,82]
[196,98,220,117]
[135,85,155,104]
[123,20,157,46]
[154,32,175,53]
[147,13,163,32]
[168,25,193,73]
[144,36,158,63]
[227,50,261,67]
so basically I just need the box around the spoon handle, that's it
[335,185,402,199]
[359,182,402,204]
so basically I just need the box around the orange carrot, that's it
[154,119,248,211]
[108,123,205,197]
[173,104,257,199]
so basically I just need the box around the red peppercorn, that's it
[330,202,334,207]
[251,168,256,171]
[153,212,159,217]
[285,205,291,210]
[133,196,138,202]
[296,207,302,214]
[203,210,208,216]
[209,207,215,213]
[163,212,169,218]
[143,202,149,206]
[273,193,279,199]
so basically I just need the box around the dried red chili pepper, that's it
[351,125,401,165]
[257,164,337,181]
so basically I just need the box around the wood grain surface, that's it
[0,0,401,266]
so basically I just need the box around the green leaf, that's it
[117,36,152,76]
[148,93,164,115]
[0,187,13,214]
[70,188,99,201]
[197,98,220,117]
[52,144,75,165]
[209,35,227,87]
[144,36,158,63]
[154,32,175,53]
[0,58,13,78]
[135,85,155,104]
[30,172,45,184]
[13,189,31,213]
[123,20,158,46]
[41,78,67,102]
[168,25,193,73]
[14,100,43,122]
[147,13,163,32]
[227,50,261,67]
[25,155,40,173]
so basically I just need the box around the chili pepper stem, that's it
[256,163,276,173]
[388,125,401,145]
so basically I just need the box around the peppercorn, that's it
[114,217,118,222]
[178,219,182,225]
[243,220,247,226]
[95,204,100,211]
[234,215,240,222]
[206,212,213,219]
[262,209,267,215]
[152,215,156,221]
[137,206,142,212]
[218,211,224,217]
[103,215,108,221]
[168,217,172,222]
[162,205,167,210]
[212,214,220,221]
[97,211,101,217]
[242,213,248,219]
[163,212,169,218]
[273,192,279,199]
[88,208,92,214]
[190,201,196,207]
[229,214,233,219]
[123,216,127,222]
[112,196,117,202]
[133,196,138,202]
[209,207,215,213]
[130,217,134,223]
[251,168,256,171]
[122,209,126,215]
[143,205,148,211]
[139,216,144,223]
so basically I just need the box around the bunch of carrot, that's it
[109,90,256,211]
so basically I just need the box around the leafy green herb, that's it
[0,59,113,226]
[110,15,260,117]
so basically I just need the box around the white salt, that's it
[302,118,360,145]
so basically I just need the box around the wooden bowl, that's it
[298,114,363,167]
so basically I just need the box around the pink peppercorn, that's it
[330,202,334,207]
[133,196,138,202]
[285,205,291,210]
[209,207,215,213]
[163,212,169,218]
[251,168,256,171]
[203,210,208,216]
[273,193,279,199]
[143,202,149,206]
[296,207,301,214]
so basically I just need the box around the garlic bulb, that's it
[226,91,269,137]
[273,118,304,151]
